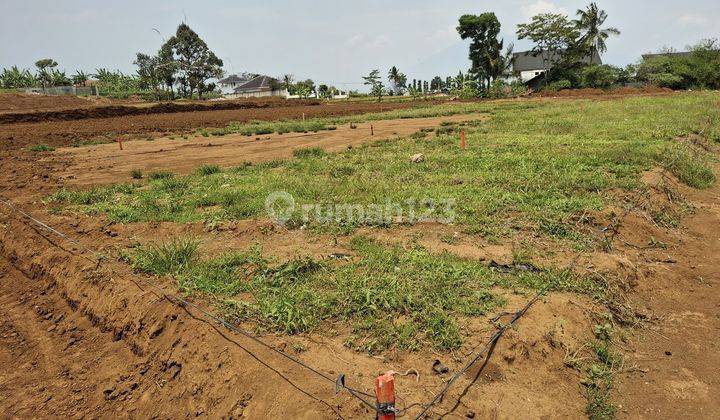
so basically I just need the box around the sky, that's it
[1,0,719,90]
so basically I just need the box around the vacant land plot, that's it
[2,92,719,418]
[0,96,439,151]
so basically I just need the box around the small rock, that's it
[665,350,672,356]
[410,153,425,163]
[466,410,476,419]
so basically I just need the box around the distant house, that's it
[218,74,249,95]
[225,75,288,99]
[513,50,601,90]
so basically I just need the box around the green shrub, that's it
[638,39,720,89]
[546,79,572,91]
[487,79,528,98]
[131,169,143,179]
[148,170,174,180]
[27,144,55,152]
[580,65,621,89]
[129,237,199,275]
[196,164,221,176]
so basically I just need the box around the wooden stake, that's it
[460,130,466,150]
[118,138,123,151]
[371,125,374,136]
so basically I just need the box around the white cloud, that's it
[678,13,709,26]
[345,34,366,48]
[521,0,568,20]
[344,34,390,49]
[432,24,458,42]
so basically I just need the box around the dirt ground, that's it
[0,94,434,151]
[1,94,719,418]
[56,113,485,185]
[0,92,98,113]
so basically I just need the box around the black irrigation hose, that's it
[0,198,380,413]
[1,197,542,418]
[412,292,543,419]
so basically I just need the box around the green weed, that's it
[196,164,221,176]
[27,144,55,152]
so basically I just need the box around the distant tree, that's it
[71,70,89,86]
[423,80,429,92]
[156,42,178,96]
[50,70,71,86]
[163,23,223,99]
[0,66,37,88]
[457,12,512,92]
[134,53,162,98]
[363,69,384,102]
[430,76,444,91]
[388,66,407,94]
[294,79,315,98]
[35,58,58,88]
[412,79,417,90]
[574,2,620,64]
[283,74,294,92]
[445,76,452,92]
[517,13,580,85]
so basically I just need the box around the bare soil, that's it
[1,97,719,418]
[0,92,98,113]
[0,99,434,151]
[56,113,484,185]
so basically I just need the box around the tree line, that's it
[1,23,225,100]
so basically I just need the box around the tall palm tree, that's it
[574,2,620,64]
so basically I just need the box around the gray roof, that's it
[233,75,279,92]
[512,50,601,72]
[641,51,691,60]
[218,74,249,85]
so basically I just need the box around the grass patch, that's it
[147,170,173,180]
[196,164,221,176]
[211,119,336,137]
[49,93,719,240]
[293,147,326,158]
[126,235,596,353]
[658,143,716,189]
[27,144,55,152]
[584,317,621,420]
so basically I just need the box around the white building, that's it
[217,74,249,95]
[224,75,288,99]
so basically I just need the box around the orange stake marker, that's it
[118,138,123,151]
[375,372,396,420]
[460,129,466,150]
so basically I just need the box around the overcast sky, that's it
[1,0,718,89]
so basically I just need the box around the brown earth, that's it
[56,113,485,185]
[0,99,436,151]
[1,96,719,418]
[0,92,98,113]
[0,98,324,124]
